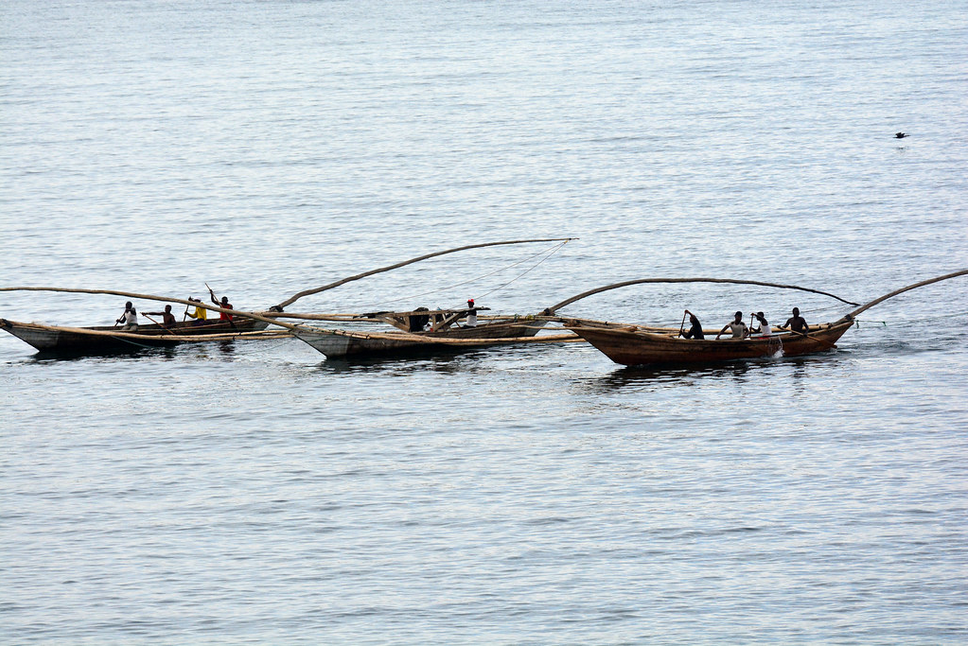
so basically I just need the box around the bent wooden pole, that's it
[542,277,859,315]
[848,268,968,318]
[272,237,577,311]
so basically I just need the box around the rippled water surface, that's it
[2,1,967,643]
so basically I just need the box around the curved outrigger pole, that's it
[847,268,968,319]
[541,277,859,316]
[273,237,577,311]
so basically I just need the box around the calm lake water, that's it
[2,0,967,643]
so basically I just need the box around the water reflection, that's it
[316,349,491,375]
[588,353,846,392]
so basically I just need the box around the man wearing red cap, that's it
[466,299,478,327]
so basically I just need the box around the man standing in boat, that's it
[465,299,478,327]
[716,311,748,340]
[116,301,138,330]
[779,307,808,334]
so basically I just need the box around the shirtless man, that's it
[144,304,177,328]
[780,307,808,334]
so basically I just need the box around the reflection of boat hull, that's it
[295,319,545,359]
[0,318,270,354]
[566,318,854,366]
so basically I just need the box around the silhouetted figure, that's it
[682,309,704,339]
[781,307,809,334]
[895,132,908,139]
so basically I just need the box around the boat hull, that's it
[295,319,545,359]
[0,318,270,354]
[567,318,854,366]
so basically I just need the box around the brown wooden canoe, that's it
[294,317,548,359]
[565,317,854,366]
[0,317,271,354]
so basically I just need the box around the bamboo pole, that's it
[848,268,968,319]
[272,237,577,311]
[542,277,860,315]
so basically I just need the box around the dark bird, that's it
[895,132,908,138]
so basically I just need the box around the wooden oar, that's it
[141,313,177,335]
[782,327,840,350]
[678,311,687,337]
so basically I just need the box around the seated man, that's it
[780,307,808,334]
[751,311,771,337]
[185,297,208,326]
[145,304,177,328]
[716,311,748,340]
[115,301,138,330]
[681,309,704,339]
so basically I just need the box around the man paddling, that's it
[115,301,138,330]
[209,288,234,322]
[751,311,772,337]
[681,309,704,339]
[144,304,177,328]
[779,307,808,334]
[716,311,748,340]
[185,297,208,326]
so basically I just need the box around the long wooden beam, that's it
[848,268,968,318]
[272,237,576,310]
[542,277,859,315]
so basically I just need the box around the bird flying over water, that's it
[895,132,908,138]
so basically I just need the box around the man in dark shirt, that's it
[682,309,704,339]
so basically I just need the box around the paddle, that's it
[781,326,839,350]
[206,283,238,330]
[141,313,177,336]
[678,310,688,337]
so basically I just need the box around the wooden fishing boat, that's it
[555,268,968,368]
[566,317,854,366]
[1,237,575,357]
[0,317,271,354]
[293,314,548,359]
